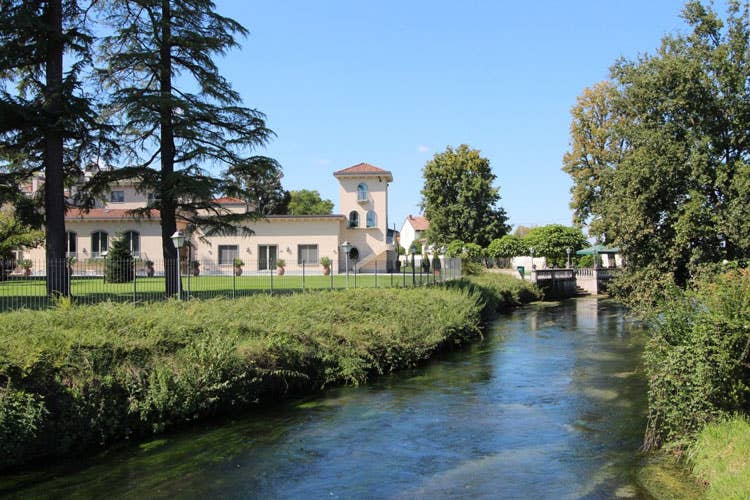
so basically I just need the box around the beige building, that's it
[23,163,398,274]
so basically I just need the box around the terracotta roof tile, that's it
[407,215,429,231]
[213,197,246,204]
[333,162,393,180]
[66,208,160,220]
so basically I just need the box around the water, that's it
[3,298,655,499]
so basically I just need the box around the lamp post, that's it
[566,247,572,269]
[171,230,185,300]
[341,241,351,287]
[529,247,535,270]
[410,243,417,286]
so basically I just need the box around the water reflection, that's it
[2,298,652,499]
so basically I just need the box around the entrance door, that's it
[258,245,278,270]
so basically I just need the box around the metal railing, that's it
[0,257,462,312]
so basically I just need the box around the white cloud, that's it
[417,145,429,153]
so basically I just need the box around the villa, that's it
[22,163,399,274]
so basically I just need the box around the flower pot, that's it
[277,267,285,276]
[323,267,330,276]
[234,266,243,276]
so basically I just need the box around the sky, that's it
[213,0,720,232]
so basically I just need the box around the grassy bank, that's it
[688,417,750,499]
[0,274,538,470]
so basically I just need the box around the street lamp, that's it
[566,247,572,269]
[171,230,185,300]
[341,241,352,287]
[410,243,417,285]
[529,247,535,270]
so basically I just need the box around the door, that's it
[258,245,278,270]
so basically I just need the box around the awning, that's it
[576,245,620,256]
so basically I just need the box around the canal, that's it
[3,297,656,498]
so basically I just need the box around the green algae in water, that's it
[638,454,705,500]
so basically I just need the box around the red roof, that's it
[213,197,246,204]
[333,162,393,180]
[407,214,429,231]
[66,208,160,220]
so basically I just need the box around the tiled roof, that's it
[213,197,246,204]
[333,162,393,180]
[66,208,160,220]
[407,214,429,231]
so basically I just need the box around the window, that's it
[357,183,368,202]
[218,245,239,265]
[91,231,108,257]
[348,211,359,228]
[147,192,161,205]
[366,210,377,228]
[110,190,125,203]
[298,244,318,265]
[65,231,77,257]
[258,245,278,270]
[123,231,140,257]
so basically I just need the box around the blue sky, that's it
[214,0,717,232]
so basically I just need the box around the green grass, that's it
[688,417,750,499]
[0,271,446,310]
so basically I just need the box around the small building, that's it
[399,214,429,252]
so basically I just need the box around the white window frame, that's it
[366,210,377,228]
[297,244,319,265]
[110,190,125,203]
[218,245,239,266]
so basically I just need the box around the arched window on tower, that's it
[366,210,376,228]
[348,211,359,228]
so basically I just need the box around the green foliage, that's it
[276,258,285,268]
[287,190,334,215]
[319,256,332,268]
[0,274,538,469]
[642,269,750,451]
[688,416,750,499]
[523,225,587,267]
[104,235,134,283]
[233,258,244,267]
[565,2,750,290]
[444,240,484,274]
[420,145,510,247]
[487,235,526,259]
[0,207,44,261]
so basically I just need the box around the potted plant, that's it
[320,256,332,276]
[276,258,286,276]
[233,258,244,276]
[191,259,200,277]
[144,259,155,277]
[18,259,32,277]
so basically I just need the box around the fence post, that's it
[354,263,357,288]
[270,268,274,296]
[330,265,334,290]
[402,262,406,288]
[374,260,378,288]
[302,261,305,292]
[132,260,137,304]
[232,266,236,300]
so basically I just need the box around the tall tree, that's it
[89,0,275,296]
[562,81,625,238]
[420,144,509,247]
[286,189,334,215]
[226,157,289,215]
[564,1,750,287]
[0,0,101,296]
[522,224,588,268]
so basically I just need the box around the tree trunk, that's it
[44,0,69,297]
[159,0,179,298]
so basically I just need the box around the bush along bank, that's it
[0,275,539,470]
[640,268,750,494]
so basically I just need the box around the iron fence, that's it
[0,257,462,312]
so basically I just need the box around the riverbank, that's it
[0,274,539,470]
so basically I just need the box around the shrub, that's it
[104,235,134,283]
[642,269,750,450]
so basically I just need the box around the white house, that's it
[399,214,429,253]
[22,162,399,274]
